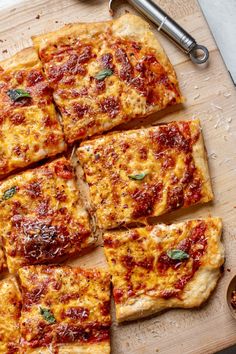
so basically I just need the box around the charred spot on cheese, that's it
[56,323,110,344]
[47,47,93,85]
[26,69,44,86]
[73,103,89,119]
[100,97,120,118]
[150,123,191,153]
[167,186,184,211]
[9,112,25,125]
[16,219,71,262]
[131,182,163,218]
[26,182,42,199]
[185,178,202,205]
[55,160,74,179]
[100,53,114,70]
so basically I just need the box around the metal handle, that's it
[109,0,209,64]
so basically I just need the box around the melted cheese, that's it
[32,14,183,143]
[0,47,66,178]
[0,157,93,273]
[19,265,111,353]
[0,277,21,353]
[0,242,6,273]
[77,120,213,229]
[103,217,224,322]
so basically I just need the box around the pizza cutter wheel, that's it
[109,0,209,64]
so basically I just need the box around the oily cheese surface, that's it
[33,13,183,143]
[103,217,224,322]
[0,277,21,353]
[77,119,213,229]
[0,242,7,273]
[19,265,111,353]
[0,157,93,274]
[0,47,66,178]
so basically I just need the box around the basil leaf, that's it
[2,186,16,200]
[7,89,31,102]
[128,172,148,180]
[40,307,56,324]
[95,68,113,81]
[167,249,189,261]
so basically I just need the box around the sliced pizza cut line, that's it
[0,157,94,273]
[0,47,66,178]
[33,13,183,143]
[19,265,111,354]
[103,217,224,322]
[77,119,213,230]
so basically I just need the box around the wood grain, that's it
[0,1,236,353]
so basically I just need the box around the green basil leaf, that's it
[128,172,148,180]
[40,307,56,324]
[95,68,113,81]
[167,249,189,261]
[7,89,31,102]
[2,186,16,200]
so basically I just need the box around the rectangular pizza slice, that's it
[103,217,224,322]
[32,13,183,143]
[19,265,111,353]
[77,119,213,229]
[0,157,94,273]
[0,277,21,353]
[0,47,66,178]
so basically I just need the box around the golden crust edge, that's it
[21,341,110,354]
[0,47,40,71]
[192,119,214,202]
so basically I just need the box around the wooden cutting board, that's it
[0,0,236,353]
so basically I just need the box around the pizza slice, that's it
[0,277,21,353]
[19,265,111,353]
[77,119,213,229]
[0,47,66,178]
[0,157,94,273]
[33,14,183,143]
[103,217,224,322]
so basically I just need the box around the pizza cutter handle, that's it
[109,0,209,64]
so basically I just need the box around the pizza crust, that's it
[0,47,41,71]
[22,342,110,354]
[192,122,213,202]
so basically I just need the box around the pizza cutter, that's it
[109,0,209,64]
